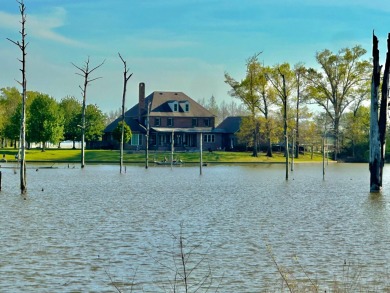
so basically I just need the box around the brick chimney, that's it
[138,82,145,121]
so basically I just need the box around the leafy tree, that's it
[83,104,106,144]
[0,87,22,146]
[299,119,323,159]
[255,65,277,157]
[293,63,310,158]
[59,96,82,148]
[267,63,296,158]
[225,53,263,157]
[27,94,64,151]
[342,106,370,159]
[304,45,371,160]
[206,95,220,124]
[4,103,22,147]
[112,121,132,143]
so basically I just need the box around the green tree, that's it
[83,104,106,145]
[0,87,22,147]
[59,96,82,148]
[255,65,277,157]
[267,63,296,158]
[112,121,132,143]
[4,103,22,148]
[304,45,371,160]
[343,106,370,159]
[225,53,263,157]
[27,94,64,151]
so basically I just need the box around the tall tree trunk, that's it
[369,33,390,192]
[7,1,27,195]
[252,115,258,157]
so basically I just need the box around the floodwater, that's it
[1,162,390,292]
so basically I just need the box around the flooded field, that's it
[1,163,389,292]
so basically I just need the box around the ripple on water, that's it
[0,163,390,291]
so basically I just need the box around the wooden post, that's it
[171,131,174,168]
[370,33,390,192]
[200,133,203,175]
[291,130,295,172]
[145,102,150,169]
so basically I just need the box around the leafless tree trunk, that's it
[370,33,390,192]
[280,72,289,181]
[7,0,27,196]
[72,57,105,168]
[118,53,132,174]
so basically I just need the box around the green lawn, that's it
[0,148,326,164]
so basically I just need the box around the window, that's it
[192,118,198,127]
[185,103,189,112]
[204,134,215,143]
[173,103,178,112]
[131,134,144,146]
[204,118,210,127]
[154,117,161,126]
[167,117,173,127]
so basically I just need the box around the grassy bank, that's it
[0,148,327,164]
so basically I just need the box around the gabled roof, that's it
[104,115,144,133]
[216,116,244,134]
[146,91,215,117]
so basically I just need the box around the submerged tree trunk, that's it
[369,33,390,192]
[7,0,27,195]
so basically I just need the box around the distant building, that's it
[103,83,221,151]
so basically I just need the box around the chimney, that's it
[138,82,145,121]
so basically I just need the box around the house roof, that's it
[146,91,215,117]
[216,116,244,134]
[104,91,215,133]
[104,115,145,133]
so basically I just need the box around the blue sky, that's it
[1,0,389,113]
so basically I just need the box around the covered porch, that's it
[149,127,213,151]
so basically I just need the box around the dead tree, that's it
[72,58,105,168]
[369,33,390,192]
[118,53,132,174]
[7,0,28,195]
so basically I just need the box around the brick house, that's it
[103,83,221,151]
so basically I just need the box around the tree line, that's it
[0,87,107,150]
[200,45,372,161]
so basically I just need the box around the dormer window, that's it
[168,101,179,112]
[180,101,190,112]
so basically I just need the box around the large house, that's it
[103,83,221,151]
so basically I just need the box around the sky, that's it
[0,0,389,114]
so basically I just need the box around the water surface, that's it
[0,163,389,292]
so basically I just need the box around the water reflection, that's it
[0,163,390,291]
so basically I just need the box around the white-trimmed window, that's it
[167,117,174,126]
[204,134,215,143]
[204,118,210,127]
[154,117,161,126]
[192,118,198,127]
[131,134,143,146]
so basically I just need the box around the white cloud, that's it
[0,7,85,47]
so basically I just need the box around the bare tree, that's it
[72,57,105,168]
[118,53,132,173]
[7,0,28,195]
[370,33,390,192]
